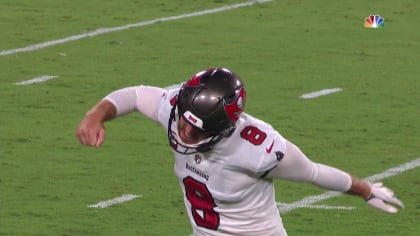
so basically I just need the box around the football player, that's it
[76,68,404,236]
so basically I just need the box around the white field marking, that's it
[15,75,59,85]
[299,88,343,99]
[277,203,355,210]
[87,194,141,209]
[277,157,420,213]
[0,0,272,57]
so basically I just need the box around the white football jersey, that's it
[154,87,288,236]
[105,84,352,235]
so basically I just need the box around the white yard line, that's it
[277,203,355,210]
[299,88,343,99]
[278,157,420,213]
[87,158,419,212]
[15,75,59,85]
[87,194,141,208]
[0,0,272,57]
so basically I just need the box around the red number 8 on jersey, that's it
[183,176,220,230]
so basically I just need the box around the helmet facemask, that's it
[168,106,228,154]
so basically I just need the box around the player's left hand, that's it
[366,182,404,213]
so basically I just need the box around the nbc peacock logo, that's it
[364,15,384,28]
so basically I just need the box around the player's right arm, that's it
[76,99,116,148]
[76,85,166,148]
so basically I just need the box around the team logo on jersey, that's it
[275,151,284,161]
[194,154,202,164]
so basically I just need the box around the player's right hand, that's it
[366,182,404,213]
[76,116,106,148]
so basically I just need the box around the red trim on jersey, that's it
[170,95,177,106]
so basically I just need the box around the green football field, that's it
[1,0,419,235]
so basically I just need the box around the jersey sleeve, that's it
[249,129,288,176]
[104,85,166,122]
[265,140,352,192]
[225,116,288,177]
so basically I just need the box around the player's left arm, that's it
[265,140,404,213]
